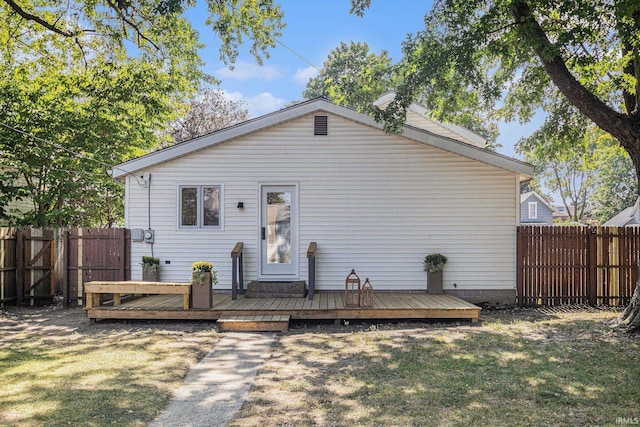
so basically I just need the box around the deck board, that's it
[86,291,481,323]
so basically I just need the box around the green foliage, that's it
[423,253,447,273]
[351,1,640,197]
[590,135,638,222]
[302,41,393,111]
[521,124,637,224]
[0,0,284,226]
[207,0,285,66]
[142,256,160,266]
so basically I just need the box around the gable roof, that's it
[520,191,555,212]
[112,97,534,179]
[603,197,640,226]
[373,92,489,148]
[603,207,636,226]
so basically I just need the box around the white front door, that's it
[260,185,298,278]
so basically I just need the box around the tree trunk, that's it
[612,142,640,333]
[617,140,640,333]
[616,279,640,333]
[510,1,640,333]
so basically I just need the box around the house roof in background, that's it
[520,191,555,211]
[603,207,636,226]
[373,92,489,148]
[603,197,640,226]
[112,97,534,179]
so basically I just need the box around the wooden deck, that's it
[85,292,481,323]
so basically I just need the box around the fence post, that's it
[588,226,598,306]
[516,226,523,306]
[62,230,70,307]
[119,228,126,281]
[16,229,24,306]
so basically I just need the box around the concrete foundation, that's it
[446,288,516,307]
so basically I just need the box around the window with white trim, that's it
[528,202,538,219]
[179,185,222,229]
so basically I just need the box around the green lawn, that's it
[232,309,640,427]
[2,305,638,427]
[0,306,220,426]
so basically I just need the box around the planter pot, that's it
[191,272,213,309]
[427,270,443,295]
[142,265,160,282]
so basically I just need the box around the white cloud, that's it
[245,92,287,117]
[293,66,320,85]
[220,90,245,104]
[216,60,283,81]
[221,90,286,117]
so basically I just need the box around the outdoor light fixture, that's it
[237,202,244,209]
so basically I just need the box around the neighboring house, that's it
[603,198,640,226]
[112,97,534,305]
[552,204,594,224]
[520,191,555,225]
[552,205,570,222]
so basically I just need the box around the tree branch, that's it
[510,1,635,144]
[2,0,73,37]
[104,0,162,53]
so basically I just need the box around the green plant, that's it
[192,261,218,285]
[141,256,160,272]
[142,256,160,266]
[423,253,447,272]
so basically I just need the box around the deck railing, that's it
[307,242,317,300]
[231,242,244,300]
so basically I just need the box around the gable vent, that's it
[314,115,328,136]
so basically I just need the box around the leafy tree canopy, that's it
[0,0,284,226]
[351,1,640,183]
[303,40,501,144]
[302,41,393,110]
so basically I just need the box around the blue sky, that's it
[184,0,542,160]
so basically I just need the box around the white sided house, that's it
[113,97,534,305]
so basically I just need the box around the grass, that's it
[0,305,221,427]
[2,305,639,427]
[232,308,640,427]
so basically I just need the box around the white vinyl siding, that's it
[125,113,519,292]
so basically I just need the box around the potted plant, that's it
[191,261,217,309]
[141,256,160,282]
[423,253,447,295]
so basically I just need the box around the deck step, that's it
[217,314,290,332]
[245,281,307,298]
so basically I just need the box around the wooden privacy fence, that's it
[517,226,640,306]
[0,228,130,307]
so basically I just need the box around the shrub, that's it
[423,253,447,272]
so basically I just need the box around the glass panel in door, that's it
[261,186,297,276]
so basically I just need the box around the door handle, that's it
[261,227,266,240]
